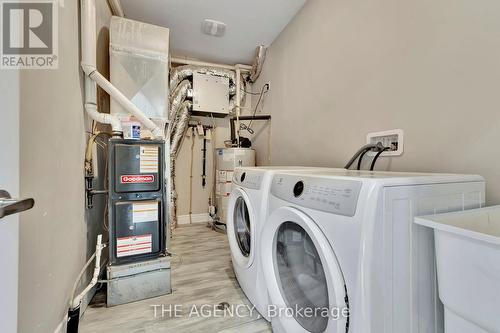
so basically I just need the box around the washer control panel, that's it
[271,175,362,216]
[233,170,263,190]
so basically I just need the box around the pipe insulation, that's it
[169,160,177,231]
[168,100,192,229]
[248,45,268,83]
[170,101,192,158]
[81,0,163,138]
[169,80,191,121]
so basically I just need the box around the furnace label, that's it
[140,146,159,173]
[116,234,152,257]
[132,201,158,223]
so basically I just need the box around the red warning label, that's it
[117,234,152,257]
[120,175,155,184]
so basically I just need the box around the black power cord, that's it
[345,143,384,169]
[357,149,370,170]
[370,146,391,171]
[242,83,270,134]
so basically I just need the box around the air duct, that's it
[248,45,267,83]
[169,80,191,121]
[168,100,192,229]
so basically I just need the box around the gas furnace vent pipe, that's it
[81,0,163,138]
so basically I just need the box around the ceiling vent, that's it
[201,19,226,37]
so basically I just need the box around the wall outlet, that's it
[366,129,404,156]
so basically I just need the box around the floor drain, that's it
[217,302,230,310]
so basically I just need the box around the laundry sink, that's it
[415,206,500,333]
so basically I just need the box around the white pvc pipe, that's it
[84,77,122,132]
[107,0,124,17]
[235,65,242,146]
[81,0,163,138]
[90,71,163,138]
[171,56,252,72]
[85,102,122,132]
[81,0,97,73]
[71,234,105,309]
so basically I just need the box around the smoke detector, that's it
[201,19,226,37]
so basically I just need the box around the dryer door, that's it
[261,206,348,333]
[227,187,256,268]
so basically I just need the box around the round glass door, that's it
[275,221,329,333]
[233,196,251,257]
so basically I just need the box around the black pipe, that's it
[230,115,271,143]
[370,146,391,171]
[67,306,80,333]
[344,143,383,169]
[202,128,207,188]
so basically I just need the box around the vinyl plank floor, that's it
[79,224,272,333]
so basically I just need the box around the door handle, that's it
[0,190,35,220]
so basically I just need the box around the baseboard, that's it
[177,213,210,225]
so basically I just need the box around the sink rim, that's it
[415,205,500,246]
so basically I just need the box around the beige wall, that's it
[175,96,253,218]
[18,1,112,332]
[253,0,500,204]
[0,69,20,333]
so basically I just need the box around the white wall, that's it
[253,0,500,204]
[0,69,20,333]
[18,1,112,332]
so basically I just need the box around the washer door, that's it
[261,206,348,333]
[227,188,255,268]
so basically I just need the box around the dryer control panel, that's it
[271,175,362,216]
[233,170,263,190]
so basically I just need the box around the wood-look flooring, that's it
[79,224,272,333]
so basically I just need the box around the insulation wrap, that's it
[248,45,267,83]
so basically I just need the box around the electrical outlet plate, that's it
[366,129,404,156]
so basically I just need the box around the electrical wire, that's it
[240,88,268,95]
[370,146,391,171]
[244,83,270,132]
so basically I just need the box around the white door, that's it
[227,188,255,268]
[0,70,20,333]
[261,206,348,333]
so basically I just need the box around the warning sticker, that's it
[117,234,152,257]
[132,201,158,223]
[140,146,159,173]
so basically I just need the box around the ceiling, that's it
[120,0,307,65]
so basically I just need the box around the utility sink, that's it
[415,206,500,333]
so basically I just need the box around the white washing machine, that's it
[227,166,334,320]
[261,169,485,333]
